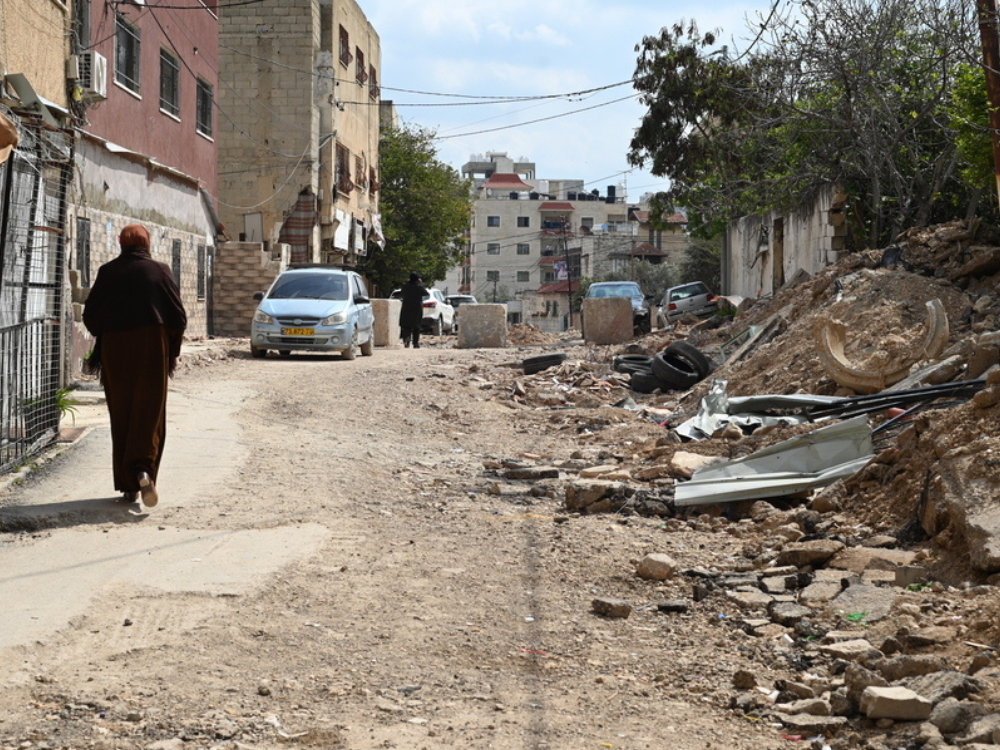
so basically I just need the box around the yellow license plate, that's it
[282,327,314,336]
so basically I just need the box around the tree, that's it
[629,0,982,247]
[360,125,473,293]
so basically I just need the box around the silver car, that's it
[658,282,719,327]
[250,266,375,359]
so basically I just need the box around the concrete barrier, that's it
[581,297,633,345]
[372,298,402,347]
[457,304,507,348]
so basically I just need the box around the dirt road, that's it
[0,340,785,750]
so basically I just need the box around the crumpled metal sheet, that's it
[674,415,873,506]
[675,379,841,440]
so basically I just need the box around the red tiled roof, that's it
[537,280,579,294]
[539,201,574,211]
[631,209,687,224]
[481,173,534,191]
[632,209,650,223]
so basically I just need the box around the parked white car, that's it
[390,287,456,335]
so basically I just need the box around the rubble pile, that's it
[463,219,1000,747]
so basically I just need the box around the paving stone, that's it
[860,686,933,721]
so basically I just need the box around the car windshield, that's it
[588,283,641,299]
[269,274,349,301]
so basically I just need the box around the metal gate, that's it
[0,110,72,474]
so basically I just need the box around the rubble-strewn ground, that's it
[3,220,1000,749]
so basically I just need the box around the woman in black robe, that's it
[83,224,187,507]
[398,271,427,348]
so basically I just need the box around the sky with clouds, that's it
[365,0,764,203]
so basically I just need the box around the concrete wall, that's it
[725,184,847,298]
[211,242,287,338]
[69,138,216,339]
[2,0,71,108]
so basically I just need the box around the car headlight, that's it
[253,310,274,324]
[321,312,347,325]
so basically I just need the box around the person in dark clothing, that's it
[83,224,187,508]
[398,271,427,348]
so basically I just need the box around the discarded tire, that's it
[613,354,653,374]
[523,352,568,375]
[651,350,701,390]
[663,341,712,378]
[630,369,662,393]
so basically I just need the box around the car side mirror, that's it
[354,295,370,305]
[253,292,264,301]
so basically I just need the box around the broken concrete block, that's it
[860,686,932,721]
[904,626,958,649]
[636,553,678,581]
[563,480,623,510]
[504,466,560,480]
[773,714,848,733]
[581,297,633,345]
[655,600,688,614]
[591,597,631,619]
[775,698,831,716]
[955,713,1000,745]
[878,655,947,682]
[930,698,988,735]
[579,464,621,478]
[830,583,895,623]
[725,590,773,610]
[818,639,883,662]
[799,580,843,607]
[826,546,917,572]
[666,451,717,479]
[896,566,928,588]
[775,539,845,568]
[907,670,981,704]
[845,662,889,703]
[768,601,812,626]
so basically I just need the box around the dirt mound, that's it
[507,322,560,345]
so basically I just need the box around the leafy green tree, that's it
[361,125,473,293]
[679,236,721,292]
[629,0,979,248]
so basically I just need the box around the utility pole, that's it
[562,216,573,329]
[978,0,1000,212]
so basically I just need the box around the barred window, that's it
[196,78,213,137]
[115,14,141,92]
[159,49,180,117]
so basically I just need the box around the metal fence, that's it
[0,110,72,474]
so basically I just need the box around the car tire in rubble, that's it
[250,344,267,359]
[523,352,567,375]
[630,369,662,394]
[663,341,712,378]
[613,354,653,374]
[651,350,701,390]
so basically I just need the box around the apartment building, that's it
[446,152,674,328]
[67,0,221,338]
[217,0,381,266]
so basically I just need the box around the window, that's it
[159,49,180,117]
[516,243,530,255]
[196,244,206,300]
[335,144,351,193]
[517,216,530,228]
[543,271,555,283]
[581,217,594,228]
[171,239,182,286]
[75,217,91,287]
[196,78,213,136]
[369,65,379,100]
[355,155,365,191]
[486,270,499,282]
[356,48,367,84]
[115,14,141,93]
[516,271,530,283]
[369,166,378,194]
[487,216,500,227]
[486,243,500,255]
[339,25,351,66]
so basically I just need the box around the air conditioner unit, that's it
[75,51,108,101]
